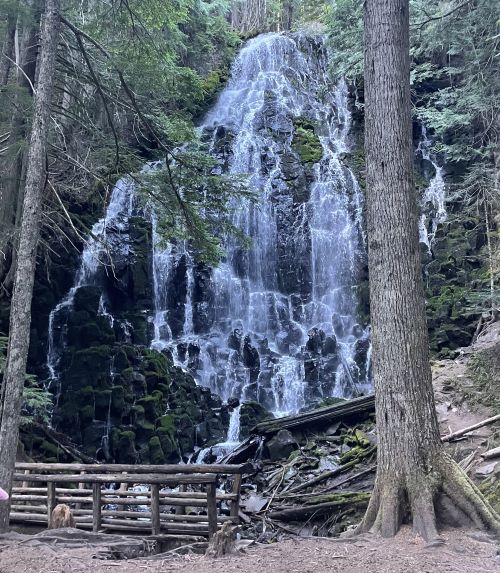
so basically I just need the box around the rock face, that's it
[36,174,229,462]
[51,304,229,463]
[28,33,374,461]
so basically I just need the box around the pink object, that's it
[0,487,9,501]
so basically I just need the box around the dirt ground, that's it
[0,527,499,573]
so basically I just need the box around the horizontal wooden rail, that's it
[13,473,216,484]
[15,462,250,474]
[11,463,245,538]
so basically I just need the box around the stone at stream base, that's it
[266,429,297,462]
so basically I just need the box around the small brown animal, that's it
[49,503,75,529]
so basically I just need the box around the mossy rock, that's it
[80,404,94,424]
[292,118,323,164]
[148,436,166,464]
[73,285,101,314]
[156,427,180,462]
[240,401,273,439]
[158,414,176,433]
[137,394,163,421]
[112,429,137,464]
[136,419,155,441]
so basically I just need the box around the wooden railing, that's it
[11,463,249,538]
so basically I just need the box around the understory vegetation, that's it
[328,0,500,354]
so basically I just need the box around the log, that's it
[15,462,250,475]
[283,446,376,495]
[13,473,218,484]
[47,482,56,526]
[10,506,230,523]
[8,513,217,535]
[230,474,242,521]
[441,414,500,442]
[268,493,370,521]
[12,487,235,500]
[482,446,500,460]
[253,395,375,435]
[150,484,160,535]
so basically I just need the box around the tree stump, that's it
[205,522,237,557]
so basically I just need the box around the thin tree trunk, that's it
[0,0,60,532]
[358,0,500,540]
[0,0,39,294]
[0,10,17,85]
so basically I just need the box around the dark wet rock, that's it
[266,429,297,461]
[239,401,273,439]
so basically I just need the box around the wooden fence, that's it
[10,462,248,538]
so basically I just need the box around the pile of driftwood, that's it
[224,396,378,538]
[225,395,499,539]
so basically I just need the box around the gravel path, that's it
[0,527,498,573]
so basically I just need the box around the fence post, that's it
[92,482,101,532]
[150,484,160,535]
[230,474,242,522]
[47,481,56,527]
[207,482,217,539]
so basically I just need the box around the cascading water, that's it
[152,33,371,442]
[46,176,137,389]
[417,125,447,253]
[45,33,372,454]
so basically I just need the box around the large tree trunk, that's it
[359,0,500,540]
[0,0,59,532]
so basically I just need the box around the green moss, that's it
[158,414,175,433]
[138,393,163,421]
[466,344,500,411]
[112,430,137,464]
[40,440,61,458]
[148,436,166,464]
[292,118,323,164]
[339,444,376,465]
[303,491,371,506]
[80,405,94,423]
[479,476,500,512]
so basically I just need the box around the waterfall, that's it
[152,33,371,440]
[417,125,447,253]
[45,33,372,450]
[46,176,137,385]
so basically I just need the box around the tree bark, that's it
[0,8,17,86]
[0,0,60,532]
[0,0,40,294]
[359,0,500,540]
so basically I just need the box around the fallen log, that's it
[441,414,500,442]
[253,395,375,436]
[268,492,370,522]
[481,446,500,460]
[282,446,377,495]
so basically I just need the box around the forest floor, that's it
[1,324,499,573]
[0,526,499,573]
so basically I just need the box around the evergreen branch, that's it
[73,31,120,169]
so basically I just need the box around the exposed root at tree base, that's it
[356,455,500,541]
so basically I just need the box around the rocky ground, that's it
[0,527,499,573]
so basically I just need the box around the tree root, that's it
[356,455,500,541]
